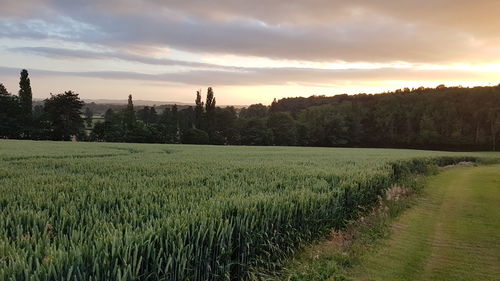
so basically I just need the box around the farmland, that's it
[0,140,490,281]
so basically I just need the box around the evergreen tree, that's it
[123,94,136,128]
[19,70,32,117]
[205,87,216,135]
[18,69,33,136]
[205,87,216,113]
[194,90,204,129]
[0,83,8,96]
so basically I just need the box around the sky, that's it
[0,0,499,105]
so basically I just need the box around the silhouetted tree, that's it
[240,104,269,119]
[194,91,204,129]
[0,83,21,138]
[205,87,217,139]
[270,98,279,112]
[0,83,8,96]
[206,87,216,112]
[268,112,297,145]
[4,71,500,150]
[123,94,136,130]
[18,69,32,136]
[44,91,84,141]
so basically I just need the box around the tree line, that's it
[1,69,499,150]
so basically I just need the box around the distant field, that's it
[0,140,495,281]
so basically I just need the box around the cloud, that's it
[0,65,490,87]
[10,47,239,70]
[1,0,499,64]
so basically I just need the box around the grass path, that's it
[353,165,500,281]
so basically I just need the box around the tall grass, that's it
[0,140,482,280]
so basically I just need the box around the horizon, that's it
[1,1,500,105]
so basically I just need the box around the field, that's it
[0,140,490,281]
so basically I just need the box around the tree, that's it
[137,106,151,123]
[171,105,180,143]
[239,118,272,145]
[182,128,209,144]
[0,83,8,96]
[267,112,297,146]
[104,108,116,123]
[30,104,49,140]
[82,85,500,150]
[44,91,84,141]
[18,69,32,136]
[194,90,204,129]
[123,94,136,129]
[19,69,32,117]
[489,108,500,151]
[92,109,122,142]
[205,87,216,114]
[179,106,195,132]
[240,104,269,119]
[149,107,158,123]
[205,87,216,132]
[0,83,21,138]
[158,105,180,143]
[270,98,279,112]
[84,107,93,127]
[137,106,159,124]
[297,103,352,147]
[214,107,238,144]
[418,109,440,146]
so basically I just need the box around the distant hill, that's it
[82,99,193,106]
[34,98,192,106]
[33,98,246,115]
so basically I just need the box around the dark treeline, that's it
[1,69,499,150]
[271,86,500,151]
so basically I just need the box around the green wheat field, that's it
[0,140,497,281]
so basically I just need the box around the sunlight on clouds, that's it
[202,54,415,70]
